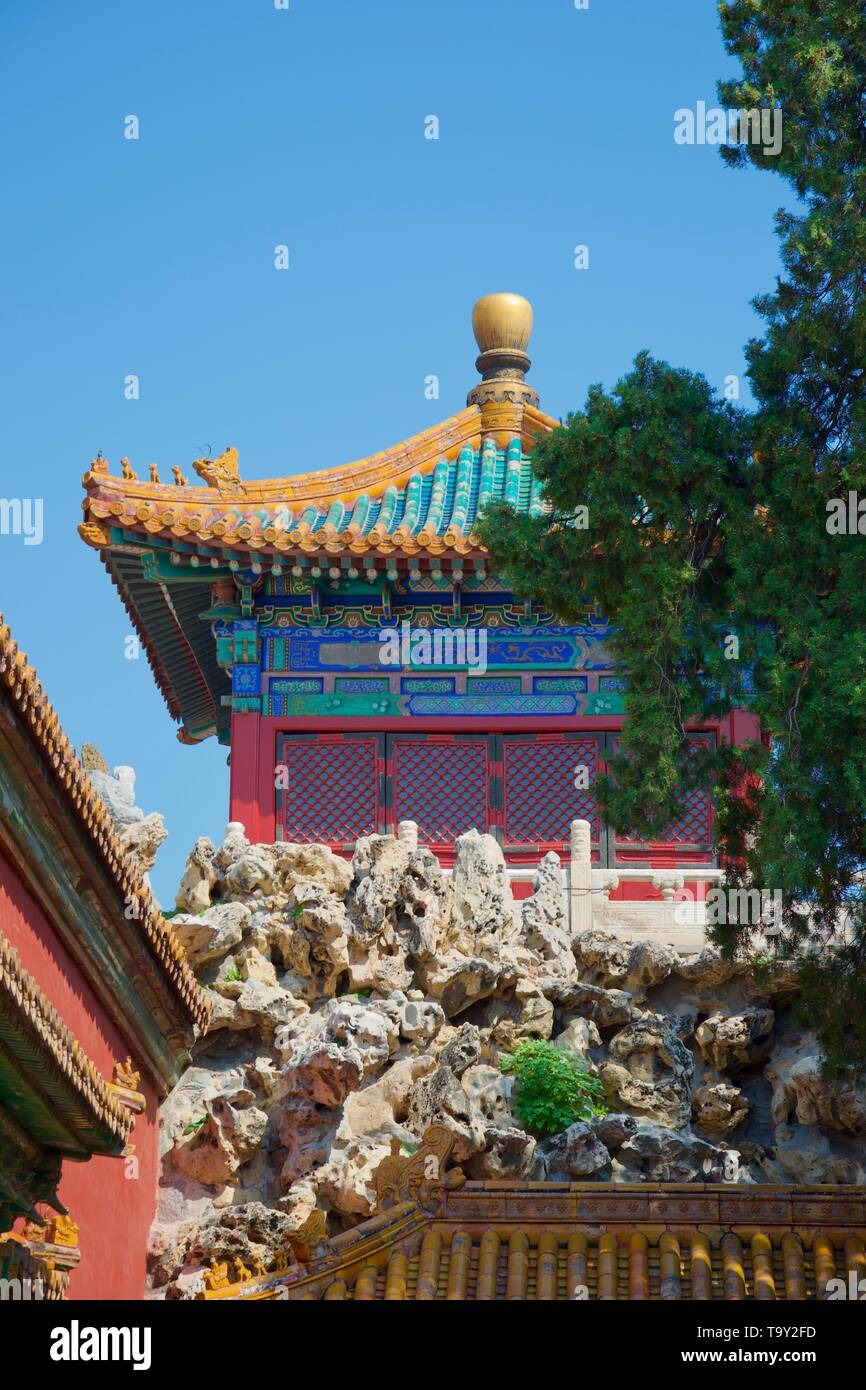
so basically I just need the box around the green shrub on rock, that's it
[500,1039,607,1136]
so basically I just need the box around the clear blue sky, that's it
[0,0,790,903]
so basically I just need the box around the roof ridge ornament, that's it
[467,292,539,433]
[193,445,245,493]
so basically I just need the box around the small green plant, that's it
[183,1114,208,1136]
[223,967,243,983]
[500,1039,607,1136]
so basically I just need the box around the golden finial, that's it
[467,292,539,419]
[472,292,534,360]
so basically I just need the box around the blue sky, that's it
[0,0,791,903]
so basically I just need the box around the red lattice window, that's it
[613,734,714,849]
[276,734,381,846]
[502,734,602,851]
[391,735,490,848]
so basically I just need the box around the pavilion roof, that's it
[76,294,560,743]
[78,403,558,562]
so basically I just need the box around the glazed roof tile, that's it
[0,616,210,1031]
[0,933,132,1159]
[199,1182,866,1302]
[79,404,559,562]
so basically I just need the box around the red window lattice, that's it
[614,735,713,846]
[502,736,601,847]
[276,735,379,845]
[391,736,489,847]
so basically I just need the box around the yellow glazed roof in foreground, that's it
[198,1181,866,1302]
[0,616,210,1030]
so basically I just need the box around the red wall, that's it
[0,847,159,1300]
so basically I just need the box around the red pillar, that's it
[228,711,277,845]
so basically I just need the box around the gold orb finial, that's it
[471,293,533,357]
[467,292,538,417]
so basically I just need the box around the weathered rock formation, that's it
[149,821,866,1295]
[83,748,168,882]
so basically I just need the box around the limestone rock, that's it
[601,1017,694,1129]
[574,929,677,992]
[212,822,251,876]
[274,842,352,898]
[773,1124,864,1184]
[87,762,168,878]
[271,884,352,1001]
[541,1122,611,1179]
[616,1124,729,1183]
[464,1125,536,1180]
[398,998,446,1046]
[450,830,516,948]
[547,978,635,1027]
[555,1017,602,1058]
[674,947,745,988]
[118,812,168,877]
[520,852,573,976]
[149,824,857,1293]
[279,1043,363,1107]
[224,845,277,897]
[422,953,503,1018]
[206,979,305,1037]
[592,1112,638,1150]
[88,764,144,829]
[176,837,217,914]
[770,1053,866,1134]
[694,1007,775,1071]
[172,1096,268,1186]
[172,901,250,970]
[693,1081,750,1134]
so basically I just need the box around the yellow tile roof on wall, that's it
[0,934,132,1154]
[0,616,210,1032]
[199,1182,866,1302]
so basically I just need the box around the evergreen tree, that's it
[477,0,866,1076]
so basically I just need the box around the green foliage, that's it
[223,968,243,982]
[182,1115,208,1136]
[478,1,866,1078]
[500,1040,607,1136]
